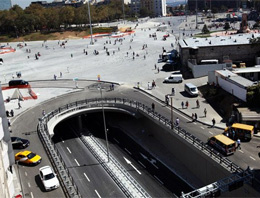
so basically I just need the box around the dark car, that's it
[8,80,29,87]
[11,137,30,149]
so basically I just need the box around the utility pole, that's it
[196,0,198,29]
[87,0,94,45]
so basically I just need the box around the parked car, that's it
[15,150,42,165]
[11,137,30,149]
[39,166,60,191]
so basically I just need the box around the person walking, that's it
[196,100,200,108]
[185,101,189,109]
[181,101,184,109]
[204,108,207,117]
[10,109,14,117]
[18,100,22,109]
[194,113,198,121]
[212,118,216,127]
[175,117,180,127]
[151,103,155,112]
[54,74,57,80]
[154,64,157,70]
[157,67,160,73]
[42,110,46,116]
[236,139,241,150]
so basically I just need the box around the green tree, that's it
[223,22,230,31]
[202,24,210,34]
[59,6,75,29]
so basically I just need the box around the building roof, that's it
[179,33,260,49]
[236,107,260,122]
[216,69,255,88]
[232,66,260,74]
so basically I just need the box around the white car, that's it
[39,166,60,191]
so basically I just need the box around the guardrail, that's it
[38,97,243,197]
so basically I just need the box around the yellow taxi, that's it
[15,150,42,165]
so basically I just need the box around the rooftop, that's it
[179,33,260,48]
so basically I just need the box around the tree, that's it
[223,22,230,31]
[202,24,210,34]
[59,6,75,29]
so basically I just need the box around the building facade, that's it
[0,86,15,198]
[0,0,12,10]
[131,0,166,17]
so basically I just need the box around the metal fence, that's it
[38,97,243,197]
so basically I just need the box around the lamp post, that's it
[195,0,198,29]
[87,0,94,45]
[169,88,175,129]
[99,83,109,162]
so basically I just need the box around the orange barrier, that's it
[0,47,15,54]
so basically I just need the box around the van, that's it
[184,83,198,96]
[9,80,29,87]
[208,134,236,155]
[164,74,183,83]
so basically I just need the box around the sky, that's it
[11,0,186,9]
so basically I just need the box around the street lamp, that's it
[195,0,198,29]
[87,0,94,45]
[98,83,109,162]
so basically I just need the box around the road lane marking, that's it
[193,122,197,125]
[124,148,132,155]
[25,172,27,176]
[95,190,101,198]
[28,182,31,187]
[74,159,80,166]
[124,157,141,175]
[30,192,34,198]
[209,131,213,135]
[238,150,244,153]
[113,138,119,143]
[200,126,204,130]
[138,161,146,168]
[250,156,256,161]
[84,173,90,182]
[67,147,72,154]
[154,175,164,185]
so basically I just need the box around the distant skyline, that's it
[10,0,186,9]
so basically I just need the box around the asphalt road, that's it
[11,81,260,198]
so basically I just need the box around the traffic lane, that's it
[106,127,192,197]
[54,130,125,197]
[12,118,64,197]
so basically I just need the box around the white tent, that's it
[11,88,23,100]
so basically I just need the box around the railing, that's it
[38,98,243,197]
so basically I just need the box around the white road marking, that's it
[28,182,31,187]
[30,192,34,198]
[62,140,64,143]
[250,156,256,161]
[193,122,197,125]
[67,147,72,154]
[138,161,146,168]
[238,150,244,153]
[124,148,132,155]
[25,172,27,176]
[95,190,101,198]
[124,157,141,175]
[74,159,80,166]
[113,138,119,143]
[84,173,90,182]
[200,126,204,130]
[209,131,213,135]
[154,175,164,185]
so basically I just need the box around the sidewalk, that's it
[136,85,227,130]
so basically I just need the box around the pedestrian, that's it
[147,82,150,90]
[157,67,160,73]
[204,108,207,117]
[18,101,22,109]
[54,74,57,80]
[185,101,189,109]
[6,110,10,117]
[10,109,14,117]
[86,51,88,55]
[194,113,198,121]
[42,110,46,116]
[60,72,62,78]
[111,83,114,90]
[236,139,241,150]
[196,100,200,108]
[154,64,157,70]
[212,118,216,127]
[192,113,195,122]
[181,101,184,109]
[71,54,73,58]
[175,117,180,127]
[151,103,155,112]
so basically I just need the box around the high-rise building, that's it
[0,0,12,10]
[0,86,15,198]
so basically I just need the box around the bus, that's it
[224,123,254,141]
[208,134,236,155]
[200,59,219,65]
